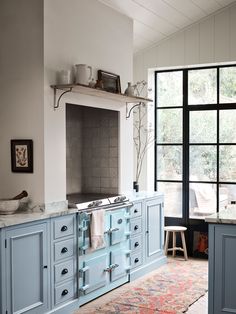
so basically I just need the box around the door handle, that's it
[104,227,119,234]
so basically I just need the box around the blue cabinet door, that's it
[209,224,236,314]
[4,222,49,314]
[145,197,164,262]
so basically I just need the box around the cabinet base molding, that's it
[47,299,79,314]
[130,256,167,281]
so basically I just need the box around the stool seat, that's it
[164,226,187,232]
[164,225,188,260]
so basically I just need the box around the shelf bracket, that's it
[53,87,73,110]
[126,102,143,119]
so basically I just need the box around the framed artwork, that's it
[98,70,121,94]
[11,140,33,173]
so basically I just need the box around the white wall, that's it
[0,0,44,204]
[134,3,236,191]
[44,0,133,205]
[0,0,133,208]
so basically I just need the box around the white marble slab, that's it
[205,206,236,224]
[0,207,78,229]
[127,191,163,202]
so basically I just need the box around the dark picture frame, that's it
[98,70,121,94]
[11,140,33,173]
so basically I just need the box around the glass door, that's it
[155,65,236,225]
[155,70,184,224]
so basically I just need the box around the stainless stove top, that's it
[67,193,129,211]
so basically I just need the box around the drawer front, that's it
[54,259,74,284]
[54,239,74,262]
[54,215,75,240]
[55,280,75,306]
[130,218,142,236]
[130,202,142,218]
[131,251,142,269]
[130,235,142,252]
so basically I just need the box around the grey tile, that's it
[110,147,118,158]
[101,168,110,177]
[109,158,118,168]
[101,178,110,188]
[109,168,118,178]
[100,158,109,168]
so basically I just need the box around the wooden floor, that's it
[186,292,208,313]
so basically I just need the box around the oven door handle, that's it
[104,227,119,234]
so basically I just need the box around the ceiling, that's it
[99,0,236,53]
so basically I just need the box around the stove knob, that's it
[96,200,102,206]
[88,201,96,208]
[120,195,126,202]
[114,197,121,203]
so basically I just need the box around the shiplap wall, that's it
[134,3,236,82]
[133,2,236,191]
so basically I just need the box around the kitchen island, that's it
[0,192,166,314]
[206,206,236,314]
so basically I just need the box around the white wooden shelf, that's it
[51,83,153,111]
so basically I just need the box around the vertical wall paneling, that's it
[185,24,200,65]
[229,5,236,60]
[214,9,230,62]
[170,32,185,66]
[199,17,214,63]
[156,40,171,67]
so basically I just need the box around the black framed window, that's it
[155,65,236,221]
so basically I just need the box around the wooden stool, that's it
[164,226,188,260]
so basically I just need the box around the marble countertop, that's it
[205,206,236,224]
[127,191,163,202]
[0,191,163,229]
[0,207,78,229]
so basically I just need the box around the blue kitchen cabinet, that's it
[145,197,164,263]
[209,224,236,314]
[130,195,166,280]
[1,221,50,314]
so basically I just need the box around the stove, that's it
[67,193,130,211]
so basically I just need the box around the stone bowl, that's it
[0,199,20,215]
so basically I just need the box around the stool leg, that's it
[172,231,176,257]
[164,231,170,256]
[181,231,188,261]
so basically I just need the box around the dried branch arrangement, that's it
[133,81,154,183]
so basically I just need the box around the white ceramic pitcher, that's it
[75,64,92,85]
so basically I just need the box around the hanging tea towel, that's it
[90,209,106,250]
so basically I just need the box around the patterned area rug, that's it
[81,258,208,314]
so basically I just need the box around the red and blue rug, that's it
[81,258,208,314]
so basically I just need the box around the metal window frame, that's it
[155,64,236,224]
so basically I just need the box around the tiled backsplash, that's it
[66,104,119,195]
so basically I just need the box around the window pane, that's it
[220,67,236,103]
[189,183,216,219]
[219,145,236,182]
[190,145,217,181]
[188,68,217,105]
[190,110,216,143]
[158,182,182,217]
[157,146,182,180]
[220,110,236,143]
[157,71,183,107]
[218,184,236,211]
[157,109,182,143]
